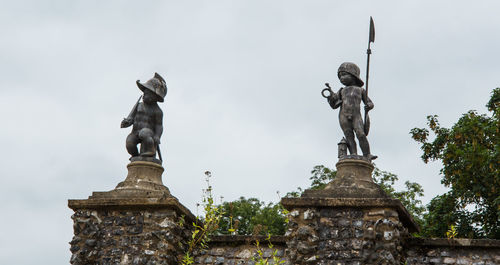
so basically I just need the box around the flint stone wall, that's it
[285,207,407,264]
[68,159,500,264]
[192,235,289,265]
[192,236,500,265]
[194,236,500,265]
[405,238,500,265]
[70,208,189,265]
[68,206,500,265]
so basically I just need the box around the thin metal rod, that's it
[366,43,371,95]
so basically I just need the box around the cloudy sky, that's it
[1,1,499,264]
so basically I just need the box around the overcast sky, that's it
[1,1,499,264]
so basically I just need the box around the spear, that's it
[121,95,142,128]
[364,16,375,136]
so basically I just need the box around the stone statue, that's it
[322,62,377,161]
[121,73,167,163]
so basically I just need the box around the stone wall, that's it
[68,195,195,265]
[70,208,189,265]
[285,206,407,264]
[192,235,289,265]
[68,159,500,264]
[68,202,500,265]
[189,235,500,265]
[405,238,500,265]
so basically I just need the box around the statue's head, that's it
[136,73,167,102]
[337,62,364,87]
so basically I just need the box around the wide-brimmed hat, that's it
[136,72,167,102]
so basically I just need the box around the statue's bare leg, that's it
[355,129,370,156]
[138,128,156,156]
[353,116,377,160]
[126,133,140,157]
[340,115,357,155]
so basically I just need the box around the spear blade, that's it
[369,16,375,43]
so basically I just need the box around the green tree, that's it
[410,88,500,239]
[420,192,478,238]
[216,197,287,236]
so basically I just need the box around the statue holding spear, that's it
[322,17,377,161]
[121,73,166,163]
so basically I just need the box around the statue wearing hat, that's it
[322,62,377,161]
[121,73,167,162]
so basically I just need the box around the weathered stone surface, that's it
[115,161,169,192]
[192,236,289,265]
[68,206,192,265]
[281,197,419,233]
[408,238,500,248]
[281,159,417,264]
[282,203,409,264]
[187,232,499,265]
[405,238,500,265]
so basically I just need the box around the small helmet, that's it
[337,62,364,87]
[136,72,167,102]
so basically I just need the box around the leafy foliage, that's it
[309,165,338,190]
[446,224,458,239]
[216,197,287,236]
[181,171,224,265]
[420,192,477,238]
[411,88,500,239]
[252,234,286,265]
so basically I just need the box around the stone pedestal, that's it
[281,159,419,265]
[302,159,388,198]
[90,161,171,199]
[68,162,194,265]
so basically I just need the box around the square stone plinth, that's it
[68,195,195,264]
[281,197,419,264]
